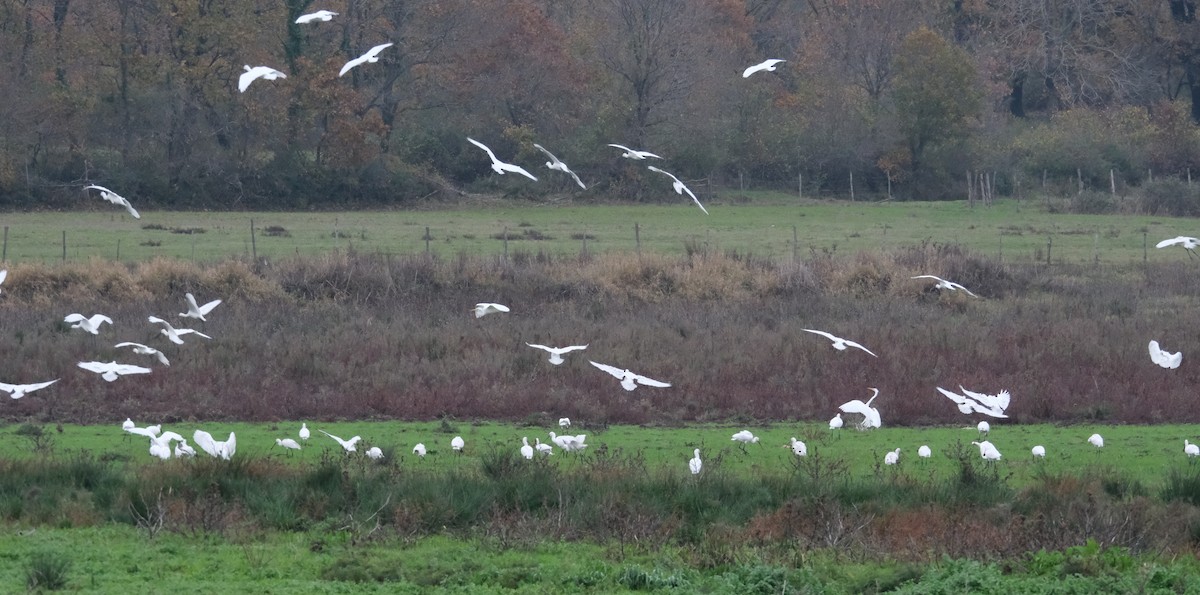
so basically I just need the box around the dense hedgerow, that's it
[0,246,1198,425]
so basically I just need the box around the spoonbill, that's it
[918,445,932,459]
[0,269,6,293]
[829,413,843,430]
[148,436,172,460]
[911,275,980,297]
[238,65,287,93]
[731,430,760,445]
[114,342,170,366]
[1088,433,1105,448]
[122,418,135,431]
[276,438,301,451]
[689,449,702,475]
[174,440,196,458]
[83,185,140,218]
[1031,445,1046,458]
[77,361,151,382]
[607,144,662,160]
[549,432,587,452]
[473,302,510,318]
[467,138,537,181]
[558,418,571,428]
[520,437,534,460]
[937,386,1008,418]
[977,421,990,436]
[742,59,785,78]
[802,329,877,357]
[788,437,807,457]
[1156,236,1200,258]
[1187,440,1200,458]
[193,430,236,460]
[589,361,671,391]
[413,443,427,457]
[125,424,161,439]
[64,313,113,335]
[884,448,901,465]
[646,166,708,214]
[838,388,882,429]
[339,43,394,77]
[526,343,588,365]
[972,440,1002,461]
[451,436,465,452]
[180,293,222,321]
[147,316,212,345]
[535,438,553,456]
[299,423,310,441]
[1149,340,1182,369]
[319,430,361,453]
[295,10,337,23]
[366,447,384,460]
[0,379,58,399]
[533,144,586,189]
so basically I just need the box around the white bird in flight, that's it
[339,43,394,77]
[958,386,1011,415]
[319,430,361,453]
[467,138,538,181]
[64,313,113,335]
[911,275,979,297]
[608,144,662,160]
[646,166,708,214]
[78,360,151,382]
[0,379,58,399]
[839,387,882,429]
[802,329,877,357]
[114,342,170,366]
[533,144,586,189]
[742,59,785,78]
[884,448,901,465]
[936,386,1008,418]
[180,293,222,321]
[295,10,337,24]
[83,185,140,218]
[147,316,212,345]
[473,302,510,318]
[238,65,287,93]
[688,449,702,475]
[589,361,671,391]
[276,438,301,451]
[194,429,237,460]
[1149,340,1182,369]
[526,343,588,365]
[1156,236,1200,258]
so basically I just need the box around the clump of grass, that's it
[25,550,71,591]
[261,225,290,237]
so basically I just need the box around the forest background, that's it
[5,0,1200,210]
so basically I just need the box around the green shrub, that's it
[25,550,71,591]
[1136,177,1200,216]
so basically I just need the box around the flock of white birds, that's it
[6,14,1200,471]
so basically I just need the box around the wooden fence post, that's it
[635,222,641,255]
[62,230,66,262]
[250,219,257,261]
[503,226,508,261]
[2,225,7,262]
[849,171,855,201]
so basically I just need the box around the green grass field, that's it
[7,420,1198,490]
[1,196,1190,265]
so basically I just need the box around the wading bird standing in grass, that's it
[473,302,510,318]
[549,432,587,452]
[299,423,310,441]
[589,361,671,392]
[731,430,760,447]
[802,329,877,357]
[413,443,427,457]
[533,144,587,189]
[689,449,702,475]
[535,438,553,457]
[1149,340,1182,369]
[179,293,222,321]
[276,438,301,452]
[1031,445,1046,458]
[788,437,807,457]
[884,448,901,465]
[521,437,534,460]
[910,275,979,297]
[558,418,571,428]
[451,436,465,452]
[174,440,196,458]
[1186,440,1199,458]
[742,58,785,78]
[295,9,336,23]
[83,185,140,218]
[148,436,172,460]
[65,313,113,335]
[0,379,58,399]
[339,43,393,77]
[366,447,384,460]
[972,440,1002,461]
[607,144,662,160]
[114,342,170,366]
[0,269,7,293]
[829,413,843,430]
[525,343,588,365]
[918,445,932,459]
[78,360,151,382]
[646,166,708,214]
[1088,433,1105,449]
[147,316,212,345]
[194,430,236,460]
[839,388,882,429]
[1155,236,1200,259]
[467,138,538,181]
[238,65,287,92]
[319,430,360,453]
[122,418,135,431]
[977,421,990,436]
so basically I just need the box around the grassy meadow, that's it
[1,195,1194,266]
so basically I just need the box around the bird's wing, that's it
[155,351,170,366]
[318,430,345,445]
[120,199,139,218]
[91,314,113,326]
[526,343,553,353]
[114,342,148,351]
[1156,237,1185,248]
[589,360,625,379]
[958,385,989,402]
[339,56,367,76]
[632,373,671,388]
[467,137,499,162]
[237,68,262,92]
[16,379,57,393]
[491,303,510,312]
[838,399,867,415]
[365,43,394,58]
[802,328,836,341]
[936,386,969,405]
[192,430,221,457]
[501,163,539,181]
[558,345,588,353]
[607,144,633,153]
[76,361,113,374]
[646,165,677,182]
[126,427,157,438]
[185,293,201,313]
[177,329,212,339]
[742,63,762,78]
[147,316,168,326]
[911,275,942,282]
[679,183,708,214]
[566,168,587,190]
[532,143,559,164]
[158,431,184,443]
[115,363,152,375]
[844,340,877,357]
[84,184,114,195]
[947,281,979,297]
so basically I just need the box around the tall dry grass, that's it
[0,245,1197,424]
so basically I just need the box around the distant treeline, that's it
[2,1,1200,208]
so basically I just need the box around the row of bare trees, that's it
[1,0,1199,208]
